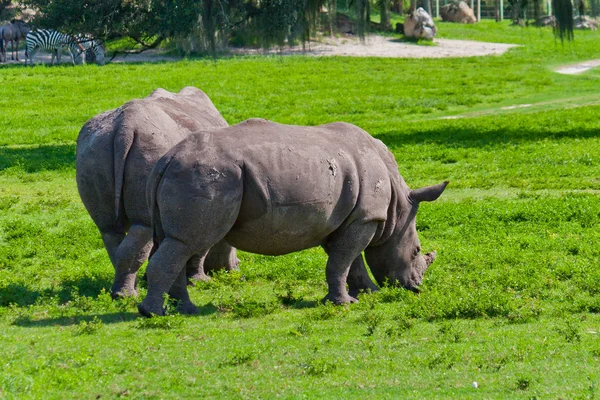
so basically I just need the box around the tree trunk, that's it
[328,0,336,37]
[495,0,500,20]
[592,0,600,17]
[380,0,391,30]
[202,0,216,53]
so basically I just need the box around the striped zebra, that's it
[24,29,85,66]
[79,38,105,65]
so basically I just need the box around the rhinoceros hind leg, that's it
[111,224,153,298]
[169,265,201,315]
[322,221,379,305]
[347,255,380,298]
[101,231,125,269]
[138,237,194,317]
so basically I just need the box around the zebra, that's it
[79,37,106,65]
[24,29,86,66]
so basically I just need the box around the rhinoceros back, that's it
[153,119,394,255]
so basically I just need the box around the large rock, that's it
[535,15,555,27]
[574,15,598,30]
[440,1,477,23]
[336,13,355,34]
[404,8,437,40]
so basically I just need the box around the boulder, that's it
[336,13,355,34]
[574,15,598,30]
[535,15,555,27]
[440,1,477,23]
[404,8,437,40]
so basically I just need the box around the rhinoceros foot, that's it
[138,300,165,317]
[322,293,359,305]
[224,257,241,271]
[177,301,200,315]
[348,285,380,299]
[187,272,211,286]
[111,287,138,300]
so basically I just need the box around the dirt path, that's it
[423,92,600,121]
[229,35,518,58]
[555,59,600,74]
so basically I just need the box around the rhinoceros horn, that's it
[410,181,449,203]
[424,251,437,267]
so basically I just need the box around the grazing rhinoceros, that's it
[76,87,239,298]
[139,118,447,316]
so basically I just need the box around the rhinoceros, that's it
[138,118,447,316]
[76,87,239,298]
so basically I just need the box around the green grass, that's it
[0,21,599,398]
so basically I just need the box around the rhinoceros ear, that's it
[410,181,449,203]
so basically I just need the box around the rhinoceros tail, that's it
[147,151,175,254]
[112,119,135,233]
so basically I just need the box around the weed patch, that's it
[74,316,103,335]
[300,357,337,376]
[135,315,184,330]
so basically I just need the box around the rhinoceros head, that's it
[364,181,448,292]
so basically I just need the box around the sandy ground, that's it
[1,35,518,66]
[555,59,600,74]
[229,35,518,58]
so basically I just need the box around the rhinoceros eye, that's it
[413,246,421,257]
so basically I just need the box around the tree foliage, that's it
[22,0,373,53]
[0,0,18,22]
[22,0,574,52]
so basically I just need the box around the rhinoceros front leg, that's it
[347,254,380,298]
[204,241,240,272]
[186,254,210,283]
[186,241,240,283]
[111,224,153,298]
[322,221,379,305]
[138,237,195,317]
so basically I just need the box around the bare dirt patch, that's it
[230,34,518,58]
[555,59,600,74]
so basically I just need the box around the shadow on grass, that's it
[376,121,600,149]
[13,302,220,327]
[0,274,112,307]
[12,312,140,327]
[0,143,75,172]
[286,299,319,309]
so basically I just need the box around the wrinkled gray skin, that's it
[139,118,448,316]
[76,87,239,298]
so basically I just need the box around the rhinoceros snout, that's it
[406,285,420,294]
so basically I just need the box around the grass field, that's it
[0,21,599,398]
